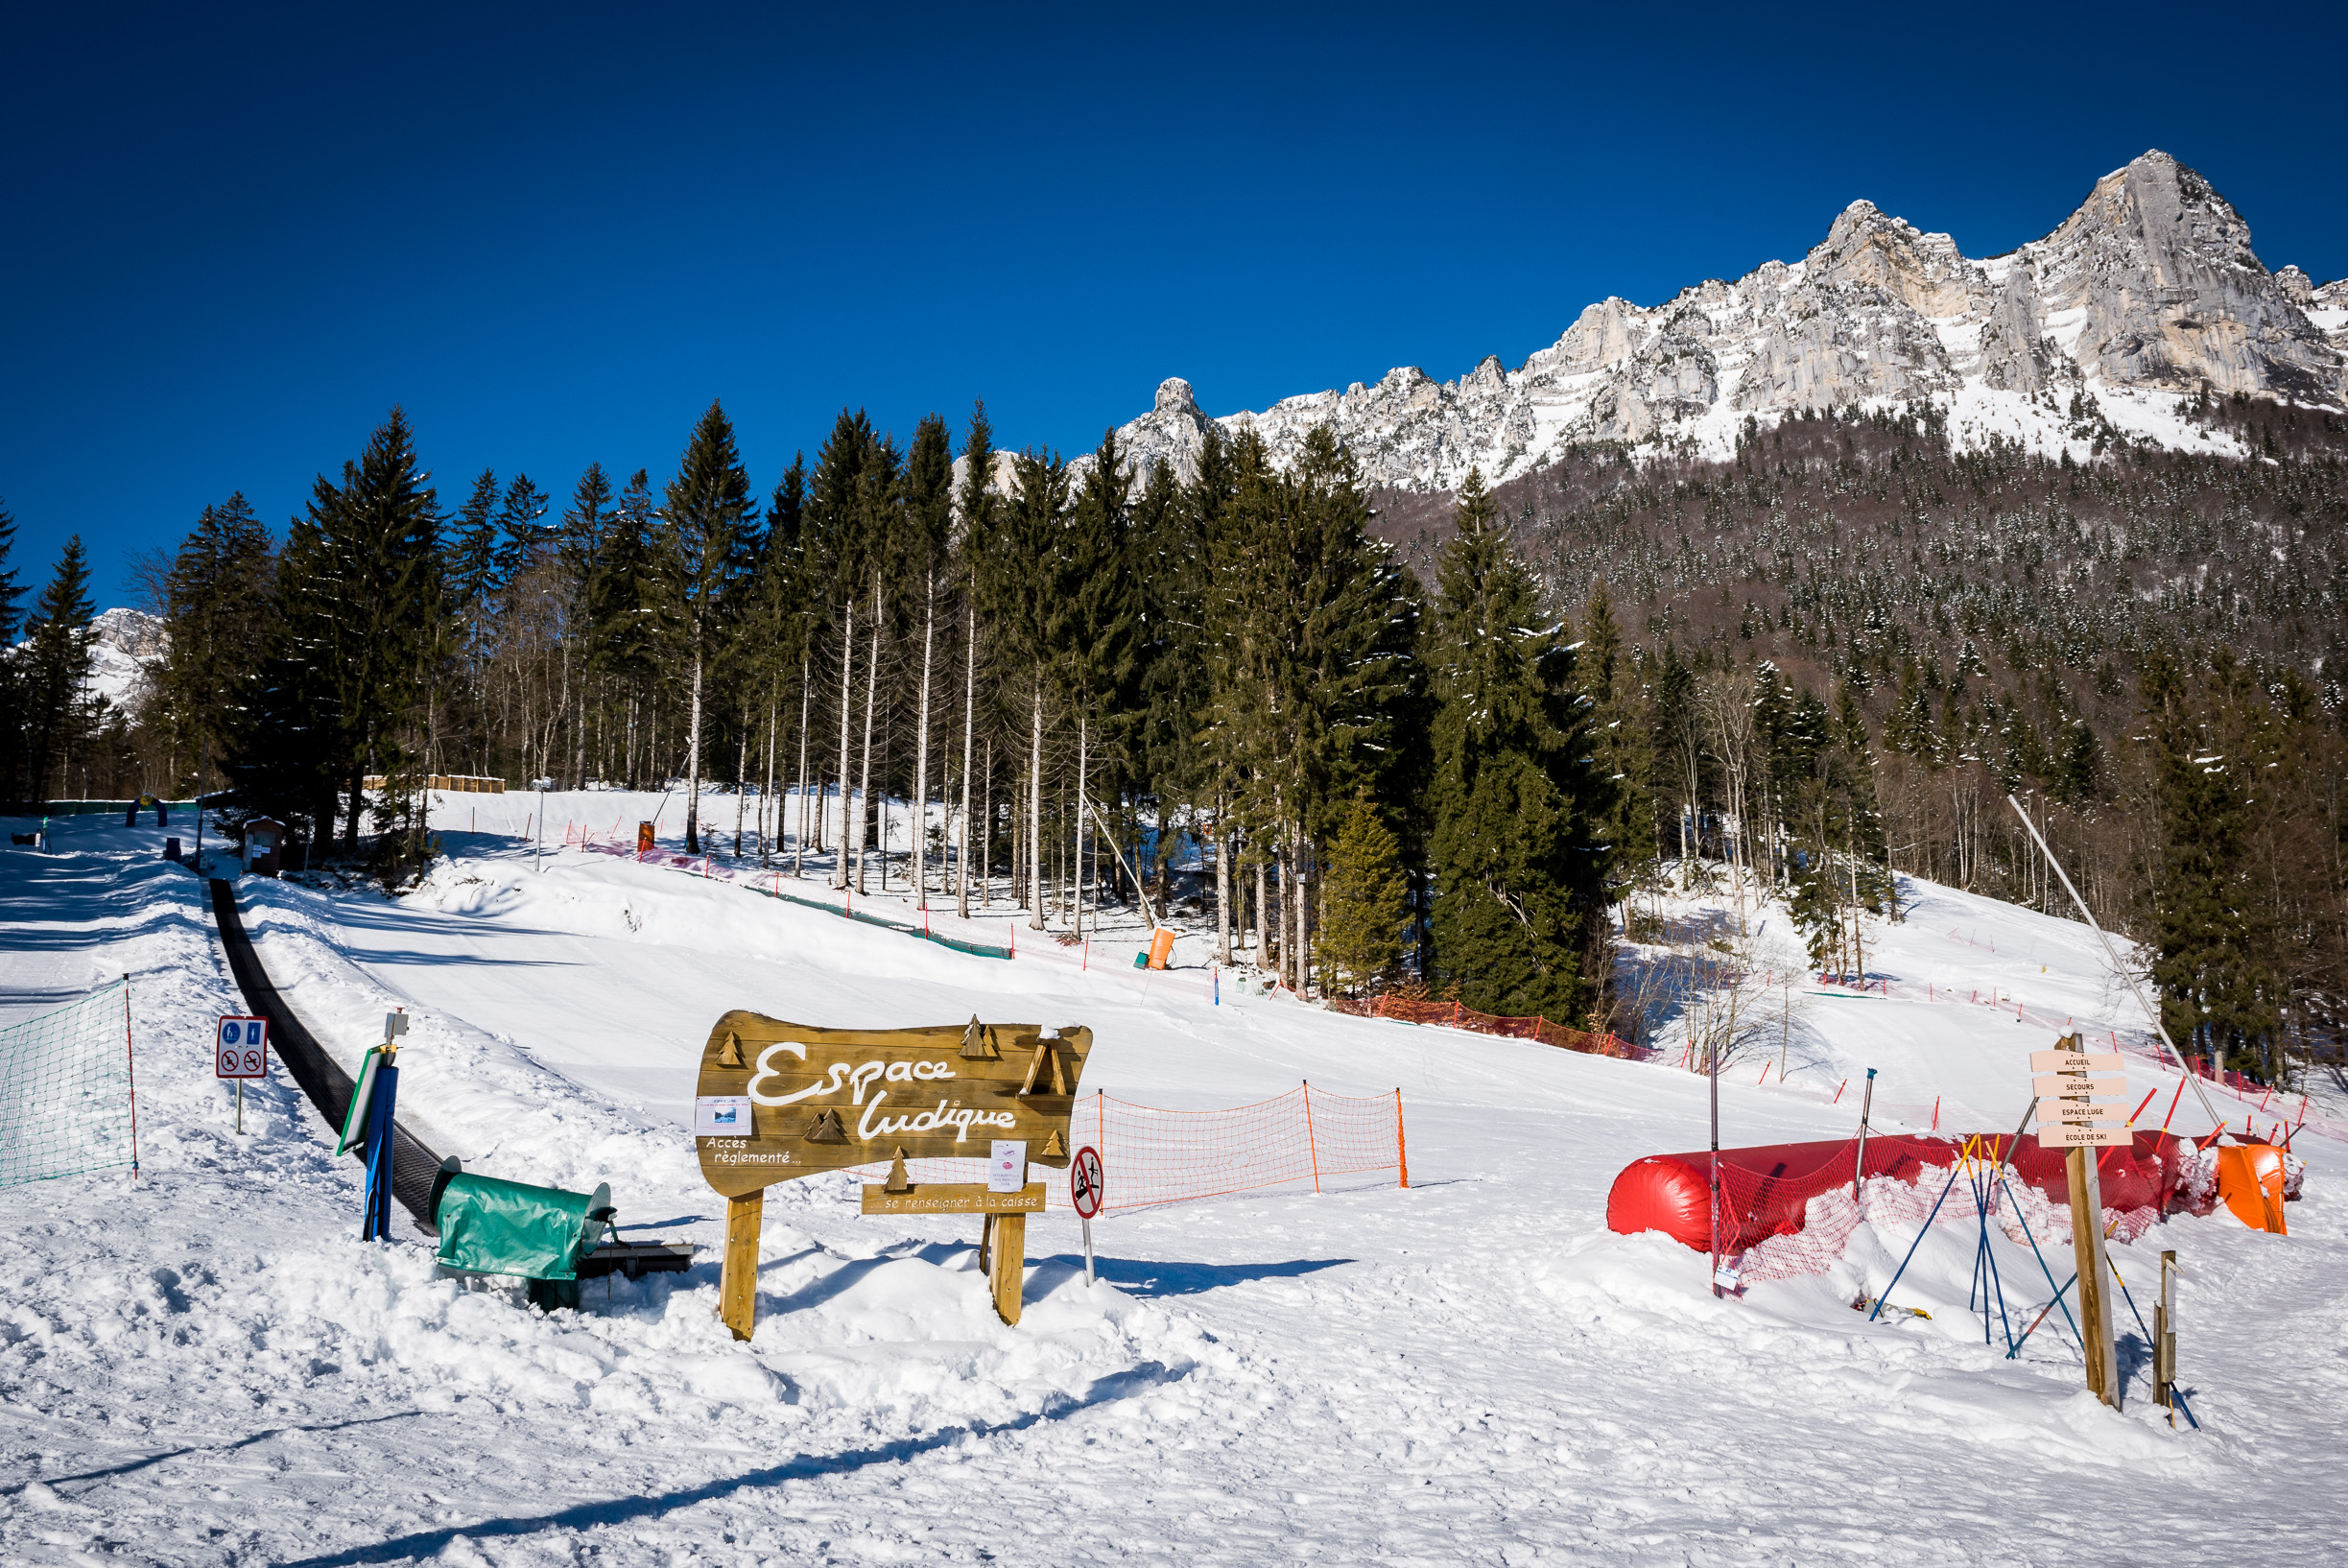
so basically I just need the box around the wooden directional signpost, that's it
[694,1011,1091,1341]
[2030,1034,2125,1406]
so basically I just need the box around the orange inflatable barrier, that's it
[1147,927,1176,969]
[2217,1143,2288,1234]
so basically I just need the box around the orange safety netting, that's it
[846,1084,1409,1215]
[1325,995,1641,1059]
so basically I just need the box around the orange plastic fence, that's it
[1325,995,1640,1059]
[847,1084,1408,1215]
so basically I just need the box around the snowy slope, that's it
[5,799,2347,1564]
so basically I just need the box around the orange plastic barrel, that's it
[637,821,656,855]
[1148,928,1176,969]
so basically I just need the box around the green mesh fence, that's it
[0,978,139,1188]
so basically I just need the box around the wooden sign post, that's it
[693,1012,1091,1341]
[2030,1034,2124,1407]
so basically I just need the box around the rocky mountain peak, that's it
[1104,151,2345,492]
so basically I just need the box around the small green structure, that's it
[429,1157,613,1311]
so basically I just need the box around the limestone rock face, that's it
[1107,152,2346,491]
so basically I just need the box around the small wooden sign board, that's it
[2031,1074,2127,1099]
[693,1011,1091,1341]
[861,1181,1046,1216]
[2029,1050,2124,1073]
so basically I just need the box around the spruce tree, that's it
[0,501,22,802]
[905,414,955,901]
[158,493,273,795]
[1426,469,1611,1022]
[1315,794,1409,997]
[308,408,440,850]
[1580,579,1657,904]
[19,536,99,799]
[660,401,755,853]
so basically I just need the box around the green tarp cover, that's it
[434,1172,604,1281]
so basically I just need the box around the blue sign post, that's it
[338,1010,410,1240]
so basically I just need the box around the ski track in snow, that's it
[3,796,2344,1564]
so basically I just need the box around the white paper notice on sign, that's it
[988,1139,1028,1193]
[695,1095,753,1137]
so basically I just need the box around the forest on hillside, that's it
[1,391,2340,1080]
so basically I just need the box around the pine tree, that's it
[557,464,615,789]
[19,536,99,798]
[1426,468,1612,1022]
[0,500,22,803]
[308,409,440,851]
[954,402,998,915]
[1580,579,1657,902]
[905,414,955,902]
[1315,794,1409,997]
[158,494,273,795]
[984,446,1074,928]
[1061,428,1141,933]
[660,401,755,854]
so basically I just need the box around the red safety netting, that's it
[1325,995,1641,1059]
[1608,1130,2188,1283]
[844,1084,1408,1215]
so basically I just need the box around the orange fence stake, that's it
[1302,1080,1321,1195]
[1394,1089,1409,1189]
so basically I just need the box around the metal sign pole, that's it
[235,1079,244,1136]
[2005,794,2223,1130]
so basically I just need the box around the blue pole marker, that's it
[362,1061,400,1241]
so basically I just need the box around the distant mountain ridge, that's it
[1102,152,2348,492]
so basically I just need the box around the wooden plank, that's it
[2066,1145,2120,1405]
[860,1181,1046,1216]
[693,1012,1090,1198]
[720,1190,763,1343]
[2028,1050,2125,1073]
[2030,1074,2129,1098]
[989,1212,1027,1326]
[2036,1124,2129,1147]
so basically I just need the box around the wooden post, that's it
[988,1212,1027,1326]
[721,1190,763,1342]
[2155,1248,2177,1426]
[2064,1144,2119,1405]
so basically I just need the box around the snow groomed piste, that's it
[5,794,2347,1561]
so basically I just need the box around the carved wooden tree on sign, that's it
[694,1011,1091,1339]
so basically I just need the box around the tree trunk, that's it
[1074,713,1088,938]
[1028,683,1046,929]
[856,577,881,896]
[1293,833,1310,996]
[981,738,992,909]
[761,678,777,867]
[727,716,744,857]
[1215,807,1232,966]
[958,602,975,919]
[834,599,854,890]
[1254,857,1269,968]
[913,571,935,907]
[684,642,704,854]
[794,656,811,879]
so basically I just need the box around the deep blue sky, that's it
[5,1,2343,605]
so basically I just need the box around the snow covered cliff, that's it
[1105,152,2347,489]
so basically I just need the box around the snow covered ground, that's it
[4,796,2345,1564]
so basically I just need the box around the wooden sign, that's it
[696,1011,1092,1342]
[2031,1074,2127,1100]
[2037,1122,2128,1147]
[693,1011,1091,1199]
[861,1181,1046,1215]
[2029,1050,2124,1073]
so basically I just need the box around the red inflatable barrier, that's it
[1607,1131,2187,1254]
